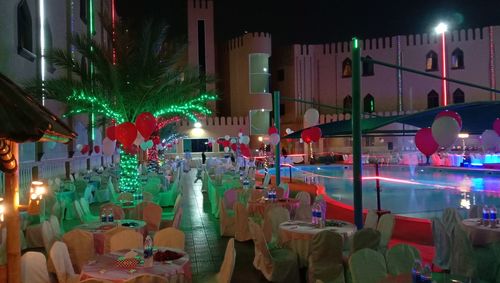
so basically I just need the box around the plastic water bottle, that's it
[144,235,153,258]
[490,206,497,221]
[316,205,323,228]
[101,210,107,223]
[243,177,250,189]
[107,209,114,222]
[412,259,423,283]
[312,207,318,225]
[421,264,432,283]
[483,205,490,224]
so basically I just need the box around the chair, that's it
[431,217,451,270]
[143,202,163,233]
[49,241,80,283]
[248,219,300,283]
[294,191,312,221]
[117,192,134,202]
[219,199,235,237]
[142,191,154,202]
[124,274,168,283]
[100,203,125,220]
[376,213,395,253]
[223,189,239,214]
[74,179,88,198]
[234,202,252,242]
[349,248,387,283]
[308,230,345,283]
[249,189,264,201]
[171,207,183,229]
[0,228,6,265]
[295,191,311,205]
[162,194,182,221]
[73,200,87,223]
[79,198,99,222]
[275,187,285,199]
[262,173,271,189]
[143,182,161,196]
[364,210,379,230]
[41,221,56,253]
[215,238,236,283]
[49,215,62,238]
[51,200,66,224]
[103,226,132,253]
[62,229,95,273]
[262,206,290,244]
[109,230,143,252]
[385,244,421,276]
[350,228,381,254]
[158,181,179,207]
[442,207,462,236]
[278,183,290,198]
[153,227,185,250]
[21,252,50,283]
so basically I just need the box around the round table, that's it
[80,248,192,283]
[279,220,357,267]
[247,198,300,217]
[76,219,146,254]
[461,218,500,246]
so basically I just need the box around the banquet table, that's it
[206,173,241,218]
[247,198,300,217]
[461,218,500,246]
[76,219,146,254]
[279,220,357,267]
[80,248,192,283]
[115,200,144,219]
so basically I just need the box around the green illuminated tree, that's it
[33,19,216,191]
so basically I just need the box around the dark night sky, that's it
[117,0,500,44]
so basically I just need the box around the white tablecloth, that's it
[462,218,500,246]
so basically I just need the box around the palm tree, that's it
[32,18,216,191]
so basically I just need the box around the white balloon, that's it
[224,146,230,153]
[224,135,230,141]
[239,135,250,145]
[481,129,499,152]
[304,108,320,128]
[285,128,294,134]
[270,133,280,145]
[102,138,116,156]
[133,133,144,146]
[238,132,243,137]
[230,138,237,144]
[299,138,303,143]
[76,144,83,151]
[431,116,460,147]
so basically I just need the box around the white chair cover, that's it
[103,226,132,253]
[79,198,99,222]
[431,217,451,270]
[109,230,143,252]
[161,194,182,220]
[41,221,56,253]
[63,229,95,273]
[262,173,271,188]
[219,199,235,237]
[49,241,80,283]
[216,238,236,283]
[385,244,421,276]
[295,191,311,205]
[308,231,345,283]
[172,207,183,229]
[450,225,476,278]
[143,202,163,233]
[153,227,185,250]
[351,228,381,254]
[349,248,387,283]
[234,202,252,242]
[364,210,378,230]
[442,207,462,236]
[21,252,50,283]
[263,206,290,244]
[49,215,62,238]
[278,183,290,198]
[376,213,395,253]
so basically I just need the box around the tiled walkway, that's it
[179,170,271,282]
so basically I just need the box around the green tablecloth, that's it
[206,174,241,218]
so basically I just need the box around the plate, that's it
[121,222,139,227]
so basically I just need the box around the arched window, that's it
[427,90,439,109]
[451,48,464,69]
[363,94,375,113]
[343,95,352,114]
[362,56,374,76]
[342,58,352,78]
[425,51,438,71]
[453,88,465,104]
[17,0,36,61]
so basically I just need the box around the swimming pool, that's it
[267,165,500,218]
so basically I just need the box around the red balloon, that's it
[106,126,117,141]
[94,145,100,154]
[301,129,312,144]
[240,145,251,157]
[222,140,231,147]
[152,136,160,145]
[268,126,278,135]
[436,110,462,128]
[166,143,173,148]
[494,118,500,136]
[116,122,137,146]
[123,144,138,155]
[230,143,237,152]
[81,144,90,155]
[415,127,439,156]
[309,127,322,142]
[135,112,156,140]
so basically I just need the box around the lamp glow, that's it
[434,22,448,34]
[258,136,263,142]
[194,121,202,128]
[458,133,469,139]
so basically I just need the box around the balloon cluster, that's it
[104,112,158,155]
[300,127,322,144]
[481,118,500,152]
[216,131,252,157]
[415,110,462,157]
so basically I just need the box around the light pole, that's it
[435,22,448,106]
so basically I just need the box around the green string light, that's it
[119,149,139,192]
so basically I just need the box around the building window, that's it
[249,53,270,94]
[364,94,375,113]
[362,56,374,76]
[451,48,464,69]
[425,51,438,71]
[45,19,55,73]
[277,69,285,81]
[80,0,88,24]
[342,58,352,78]
[453,88,465,104]
[343,95,352,114]
[427,90,439,109]
[17,0,36,61]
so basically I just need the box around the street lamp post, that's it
[435,22,448,106]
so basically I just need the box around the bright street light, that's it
[194,121,202,128]
[434,22,448,34]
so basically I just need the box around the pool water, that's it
[267,165,500,219]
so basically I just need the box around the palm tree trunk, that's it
[119,151,140,192]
